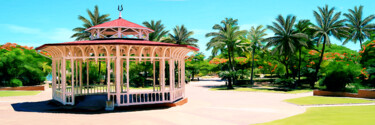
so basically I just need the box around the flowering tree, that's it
[360,40,375,85]
[0,43,51,87]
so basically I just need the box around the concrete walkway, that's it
[0,79,312,125]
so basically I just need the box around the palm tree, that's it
[266,15,307,79]
[247,25,267,85]
[162,25,198,47]
[143,20,169,42]
[71,5,111,41]
[311,5,348,88]
[206,18,246,89]
[294,20,314,83]
[343,5,375,49]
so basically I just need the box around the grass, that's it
[256,105,375,125]
[0,91,41,97]
[284,96,375,105]
[210,86,312,94]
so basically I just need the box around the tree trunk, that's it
[250,47,255,85]
[285,63,289,78]
[227,49,234,89]
[284,56,289,78]
[231,49,237,85]
[297,48,302,88]
[191,70,195,81]
[360,39,363,49]
[312,36,327,88]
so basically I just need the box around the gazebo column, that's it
[79,60,83,95]
[153,60,156,92]
[86,60,89,94]
[169,59,174,101]
[71,58,75,104]
[126,53,130,103]
[52,59,56,99]
[120,60,124,92]
[115,46,121,105]
[181,59,186,98]
[61,57,66,105]
[160,57,165,101]
[177,59,182,88]
[106,57,111,101]
[57,60,61,90]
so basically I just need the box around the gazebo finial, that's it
[118,5,123,19]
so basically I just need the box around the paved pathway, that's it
[0,79,312,125]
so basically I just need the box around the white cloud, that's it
[6,24,42,34]
[3,24,74,42]
[43,28,74,41]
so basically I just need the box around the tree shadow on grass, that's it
[11,100,171,114]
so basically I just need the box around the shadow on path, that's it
[11,100,170,114]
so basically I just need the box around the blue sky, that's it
[1,0,374,57]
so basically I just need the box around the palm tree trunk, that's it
[227,49,234,89]
[231,49,237,85]
[284,56,289,78]
[250,47,255,85]
[297,48,302,88]
[285,63,289,78]
[312,36,327,88]
[360,39,363,49]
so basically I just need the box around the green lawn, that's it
[210,86,312,94]
[0,91,41,97]
[256,105,375,125]
[285,96,375,105]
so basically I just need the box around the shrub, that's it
[360,40,375,86]
[275,78,296,88]
[0,44,51,87]
[10,78,22,87]
[320,61,361,91]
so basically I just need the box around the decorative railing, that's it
[54,85,185,106]
[65,85,116,95]
[111,91,171,106]
[65,92,74,105]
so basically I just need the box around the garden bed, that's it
[313,89,375,99]
[0,84,48,91]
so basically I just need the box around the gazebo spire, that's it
[118,5,123,19]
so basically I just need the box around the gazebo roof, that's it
[36,39,199,51]
[85,18,154,32]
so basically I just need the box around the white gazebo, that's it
[36,10,198,109]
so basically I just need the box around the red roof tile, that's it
[36,39,199,51]
[86,18,153,32]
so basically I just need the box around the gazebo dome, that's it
[85,17,154,40]
[87,18,154,31]
[36,7,197,110]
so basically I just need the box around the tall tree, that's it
[71,5,111,41]
[294,20,314,83]
[311,5,348,88]
[143,20,169,42]
[343,5,375,49]
[247,25,267,85]
[266,15,307,79]
[206,18,246,89]
[162,25,198,47]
